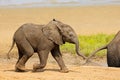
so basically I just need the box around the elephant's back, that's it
[20,23,43,30]
[14,23,43,39]
[14,23,44,50]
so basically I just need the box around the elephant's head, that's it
[43,19,86,59]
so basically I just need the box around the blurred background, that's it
[0,0,120,8]
[0,0,120,57]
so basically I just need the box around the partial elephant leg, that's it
[16,46,24,64]
[15,55,29,72]
[33,50,49,72]
[15,40,34,72]
[51,46,69,73]
[107,52,120,67]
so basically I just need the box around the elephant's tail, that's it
[7,38,15,59]
[86,45,107,63]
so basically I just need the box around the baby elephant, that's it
[86,31,120,67]
[7,19,86,73]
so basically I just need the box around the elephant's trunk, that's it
[75,41,86,59]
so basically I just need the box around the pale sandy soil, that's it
[0,57,120,80]
[0,5,120,80]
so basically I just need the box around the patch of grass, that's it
[60,33,114,57]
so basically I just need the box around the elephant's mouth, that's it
[62,39,65,44]
[62,36,74,44]
[62,37,65,44]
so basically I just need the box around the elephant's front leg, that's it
[51,46,69,73]
[33,50,49,72]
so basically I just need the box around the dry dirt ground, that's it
[0,54,120,80]
[0,5,120,80]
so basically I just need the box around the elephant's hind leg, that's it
[107,52,120,67]
[15,40,34,72]
[16,45,24,64]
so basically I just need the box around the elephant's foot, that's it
[15,65,26,72]
[60,67,69,73]
[33,63,45,72]
[33,68,45,72]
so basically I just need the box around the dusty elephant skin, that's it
[7,19,86,73]
[86,31,120,67]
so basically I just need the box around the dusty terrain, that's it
[0,55,120,80]
[0,5,120,80]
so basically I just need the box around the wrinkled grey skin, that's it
[86,31,120,67]
[7,19,86,73]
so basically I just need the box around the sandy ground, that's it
[0,56,120,80]
[0,5,120,80]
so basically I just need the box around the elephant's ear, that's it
[42,21,63,45]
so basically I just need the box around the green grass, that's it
[60,33,115,57]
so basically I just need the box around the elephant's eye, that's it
[69,33,73,37]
